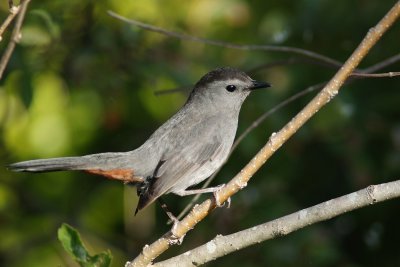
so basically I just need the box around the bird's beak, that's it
[250,80,271,91]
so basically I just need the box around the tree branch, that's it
[107,10,343,68]
[0,0,30,80]
[0,4,21,39]
[155,180,400,266]
[363,53,400,73]
[126,2,400,266]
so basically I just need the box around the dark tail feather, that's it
[8,157,88,173]
[8,153,141,183]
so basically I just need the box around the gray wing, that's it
[155,139,225,194]
[136,136,226,211]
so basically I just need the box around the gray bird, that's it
[8,67,270,214]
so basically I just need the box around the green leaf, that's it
[57,223,112,267]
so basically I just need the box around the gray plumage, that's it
[8,67,270,213]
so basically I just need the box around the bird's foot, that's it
[169,219,185,245]
[213,184,231,208]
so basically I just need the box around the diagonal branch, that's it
[155,179,400,266]
[363,53,400,73]
[0,4,21,39]
[0,0,31,80]
[107,10,342,68]
[126,2,400,266]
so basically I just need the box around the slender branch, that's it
[363,53,400,73]
[250,54,400,75]
[126,2,400,267]
[107,10,343,68]
[0,4,21,39]
[351,71,400,77]
[156,180,400,266]
[0,0,30,80]
[248,57,344,73]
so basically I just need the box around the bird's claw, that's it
[213,184,231,208]
[169,218,185,245]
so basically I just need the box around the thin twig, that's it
[127,2,400,267]
[107,10,343,68]
[351,71,400,77]
[0,5,21,39]
[363,53,400,73]
[156,180,400,266]
[0,0,30,80]
[250,54,400,75]
[248,57,342,73]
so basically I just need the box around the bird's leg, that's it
[157,198,186,244]
[220,194,231,208]
[176,184,231,208]
[157,198,178,223]
[211,184,231,208]
[175,185,224,196]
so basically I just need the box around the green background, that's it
[1,0,399,266]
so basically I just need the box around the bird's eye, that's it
[226,85,236,92]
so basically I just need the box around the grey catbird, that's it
[9,67,270,214]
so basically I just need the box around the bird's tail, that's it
[8,153,142,183]
[8,156,88,172]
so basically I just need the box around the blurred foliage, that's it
[58,224,112,267]
[0,0,399,266]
